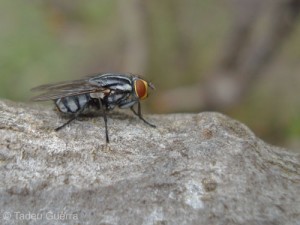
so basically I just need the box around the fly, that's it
[31,72,156,143]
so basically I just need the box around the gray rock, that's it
[0,99,299,225]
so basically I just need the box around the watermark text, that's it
[1,211,78,221]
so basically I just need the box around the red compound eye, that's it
[134,79,148,100]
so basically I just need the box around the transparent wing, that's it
[31,79,106,101]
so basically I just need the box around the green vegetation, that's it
[0,0,299,150]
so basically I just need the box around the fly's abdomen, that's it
[55,94,90,114]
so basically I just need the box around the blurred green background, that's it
[0,0,299,151]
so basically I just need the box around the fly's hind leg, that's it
[55,104,87,131]
[55,117,76,131]
[130,102,156,128]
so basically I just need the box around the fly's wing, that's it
[31,78,107,101]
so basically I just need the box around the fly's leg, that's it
[98,98,109,144]
[55,117,76,131]
[130,102,156,128]
[55,104,87,131]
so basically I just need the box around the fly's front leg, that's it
[130,102,156,128]
[119,99,156,128]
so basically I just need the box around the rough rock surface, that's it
[0,99,299,225]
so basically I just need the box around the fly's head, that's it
[133,77,155,101]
